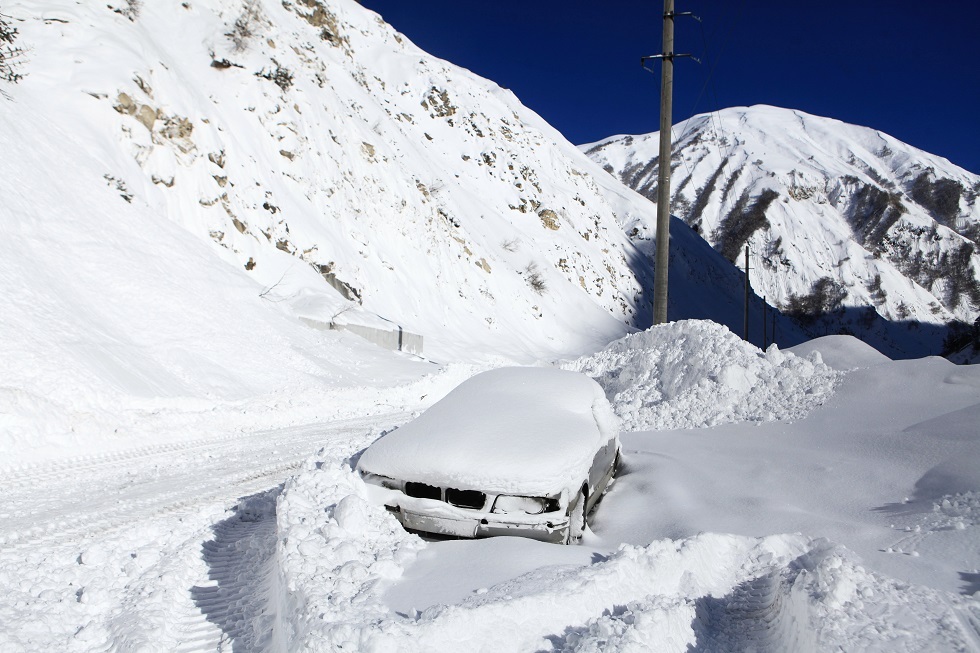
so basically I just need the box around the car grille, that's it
[402,482,487,510]
[404,481,441,500]
[445,488,486,510]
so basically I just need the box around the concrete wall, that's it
[301,318,423,356]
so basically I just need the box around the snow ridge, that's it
[562,320,840,431]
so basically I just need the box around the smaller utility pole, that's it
[772,308,777,347]
[762,296,767,349]
[743,244,750,341]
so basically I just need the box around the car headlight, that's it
[492,495,559,515]
[360,471,400,490]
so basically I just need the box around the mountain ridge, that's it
[583,104,980,358]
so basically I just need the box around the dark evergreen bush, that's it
[714,188,779,262]
[784,276,847,322]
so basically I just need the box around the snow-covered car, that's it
[356,367,620,544]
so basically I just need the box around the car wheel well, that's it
[564,484,589,545]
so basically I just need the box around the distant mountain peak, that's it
[585,105,980,358]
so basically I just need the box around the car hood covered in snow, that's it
[356,367,619,496]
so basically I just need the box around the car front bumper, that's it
[391,505,569,544]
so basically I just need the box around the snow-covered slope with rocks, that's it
[584,105,980,358]
[0,0,806,458]
[7,0,657,364]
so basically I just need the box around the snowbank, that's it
[786,335,891,371]
[562,320,841,431]
[275,445,977,652]
[275,450,424,651]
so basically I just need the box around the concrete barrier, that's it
[300,317,423,355]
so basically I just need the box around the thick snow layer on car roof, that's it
[356,367,619,496]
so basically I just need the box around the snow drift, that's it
[562,320,841,431]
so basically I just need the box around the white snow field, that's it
[1,0,979,650]
[3,324,980,652]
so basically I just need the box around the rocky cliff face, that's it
[584,105,980,357]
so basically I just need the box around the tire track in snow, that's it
[186,490,281,653]
[0,414,406,652]
[0,458,300,550]
[690,568,816,652]
[949,599,980,651]
[0,413,409,550]
[1,435,247,484]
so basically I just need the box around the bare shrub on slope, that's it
[909,170,964,227]
[0,10,25,91]
[785,277,848,323]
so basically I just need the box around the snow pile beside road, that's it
[275,448,424,651]
[276,448,976,652]
[276,446,815,652]
[562,320,841,431]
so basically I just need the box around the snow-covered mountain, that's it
[584,105,980,358]
[8,0,652,361]
[3,6,980,650]
[3,0,806,454]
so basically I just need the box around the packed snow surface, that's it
[562,320,841,431]
[356,366,618,495]
[6,324,979,652]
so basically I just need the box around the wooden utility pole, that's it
[643,2,697,324]
[652,0,676,325]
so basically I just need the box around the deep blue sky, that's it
[359,1,980,174]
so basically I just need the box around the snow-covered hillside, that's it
[7,0,644,356]
[0,0,810,457]
[584,105,980,358]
